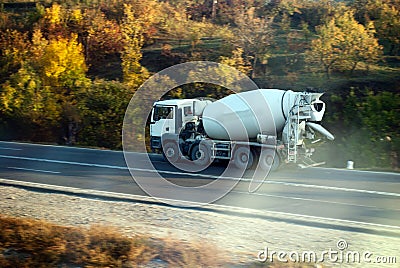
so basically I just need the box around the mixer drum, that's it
[202,89,299,141]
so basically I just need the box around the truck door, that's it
[150,105,176,137]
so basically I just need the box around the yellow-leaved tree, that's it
[306,9,382,77]
[0,29,89,141]
[375,2,400,55]
[219,47,252,76]
[233,7,274,78]
[121,4,149,89]
[31,29,89,91]
[354,0,400,55]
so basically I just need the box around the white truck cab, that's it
[150,99,210,152]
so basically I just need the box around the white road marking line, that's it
[0,147,22,151]
[2,141,399,176]
[257,180,400,197]
[0,140,128,154]
[8,166,60,174]
[0,155,127,169]
[1,154,400,197]
[1,178,399,231]
[311,166,400,176]
[232,190,400,210]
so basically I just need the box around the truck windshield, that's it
[153,106,173,121]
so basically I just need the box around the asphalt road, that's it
[1,141,399,232]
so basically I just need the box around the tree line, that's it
[0,0,399,168]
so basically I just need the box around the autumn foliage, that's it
[0,0,399,168]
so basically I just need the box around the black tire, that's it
[162,141,180,164]
[259,149,280,172]
[190,143,212,167]
[233,146,254,170]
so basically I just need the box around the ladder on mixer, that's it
[286,95,312,163]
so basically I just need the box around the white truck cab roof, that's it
[154,99,195,107]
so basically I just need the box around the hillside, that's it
[0,0,399,168]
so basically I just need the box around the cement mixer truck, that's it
[149,89,334,171]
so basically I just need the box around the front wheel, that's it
[162,141,180,164]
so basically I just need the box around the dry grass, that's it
[0,214,323,267]
[0,214,224,267]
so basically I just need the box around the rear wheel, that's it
[259,149,280,171]
[190,143,212,167]
[233,146,254,170]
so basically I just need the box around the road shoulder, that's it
[1,182,399,267]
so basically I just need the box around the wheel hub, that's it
[166,148,175,157]
[240,153,248,162]
[196,150,204,160]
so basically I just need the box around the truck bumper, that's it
[150,136,162,149]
